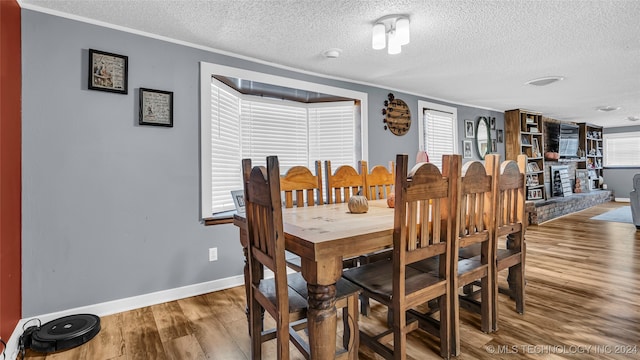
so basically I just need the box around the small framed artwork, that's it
[464,119,474,138]
[497,129,504,143]
[139,88,173,127]
[88,49,128,94]
[463,140,473,158]
[532,138,541,158]
[491,139,498,153]
[490,117,496,130]
[230,190,245,215]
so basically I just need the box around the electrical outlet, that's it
[209,247,218,262]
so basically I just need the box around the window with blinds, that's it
[604,132,640,166]
[418,100,458,169]
[209,79,358,214]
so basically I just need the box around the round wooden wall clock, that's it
[382,93,411,136]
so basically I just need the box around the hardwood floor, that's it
[23,202,639,359]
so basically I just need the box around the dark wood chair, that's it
[342,154,460,359]
[242,156,361,360]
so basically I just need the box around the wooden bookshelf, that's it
[577,123,604,190]
[505,109,546,200]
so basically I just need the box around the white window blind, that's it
[241,99,309,170]
[210,85,242,213]
[308,102,356,167]
[422,108,457,169]
[604,132,640,166]
[209,79,357,214]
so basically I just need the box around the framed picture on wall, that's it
[139,88,174,127]
[88,49,128,94]
[464,119,474,138]
[492,139,498,153]
[497,129,504,143]
[463,140,473,158]
[490,117,496,130]
[230,190,245,215]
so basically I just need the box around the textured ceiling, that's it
[20,0,640,128]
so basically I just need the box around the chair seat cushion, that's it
[342,259,442,303]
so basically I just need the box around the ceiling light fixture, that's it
[596,105,621,112]
[372,15,410,55]
[322,48,342,59]
[628,116,639,122]
[525,76,565,86]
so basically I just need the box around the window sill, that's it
[203,210,236,226]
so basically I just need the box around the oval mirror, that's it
[475,116,491,159]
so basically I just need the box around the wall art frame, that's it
[139,88,174,127]
[464,119,474,138]
[88,49,128,94]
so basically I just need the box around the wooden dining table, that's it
[234,199,395,359]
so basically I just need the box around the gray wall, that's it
[21,9,503,316]
[603,125,640,199]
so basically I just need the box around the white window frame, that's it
[417,100,459,169]
[603,131,640,167]
[199,62,368,218]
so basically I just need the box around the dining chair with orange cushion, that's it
[342,154,461,359]
[242,156,361,360]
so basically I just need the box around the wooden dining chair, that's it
[280,161,323,272]
[342,154,460,359]
[280,161,324,208]
[408,155,499,355]
[492,155,527,330]
[357,160,395,315]
[360,160,395,201]
[325,160,365,204]
[451,155,499,354]
[242,156,361,360]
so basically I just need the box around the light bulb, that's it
[396,17,410,45]
[372,23,386,50]
[387,30,401,55]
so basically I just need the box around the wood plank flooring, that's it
[23,202,639,359]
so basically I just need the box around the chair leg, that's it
[439,293,452,359]
[249,296,263,360]
[342,294,360,360]
[509,263,525,314]
[359,294,371,316]
[480,274,493,333]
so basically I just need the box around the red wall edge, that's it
[0,0,23,342]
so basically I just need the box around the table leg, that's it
[307,283,337,360]
[302,257,341,359]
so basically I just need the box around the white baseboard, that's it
[5,274,246,360]
[615,197,630,202]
